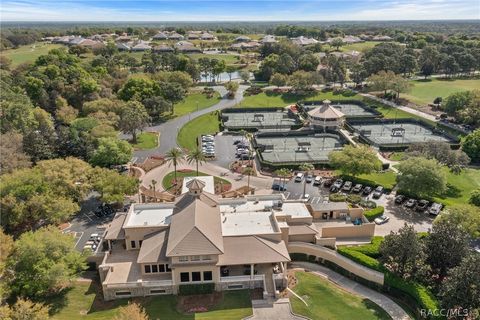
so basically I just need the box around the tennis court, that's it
[350,122,451,146]
[255,133,345,164]
[222,109,299,130]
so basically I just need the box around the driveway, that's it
[375,193,434,236]
[133,85,248,163]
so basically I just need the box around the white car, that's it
[303,193,310,200]
[294,172,304,182]
[374,215,390,225]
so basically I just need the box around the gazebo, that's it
[307,100,345,131]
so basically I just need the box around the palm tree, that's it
[299,163,314,199]
[165,148,184,186]
[186,147,206,176]
[275,168,291,189]
[243,167,254,191]
[150,179,157,194]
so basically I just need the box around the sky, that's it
[1,0,479,22]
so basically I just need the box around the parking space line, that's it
[83,212,93,222]
[283,191,290,199]
[74,231,84,248]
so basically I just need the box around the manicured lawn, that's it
[341,41,380,52]
[162,170,231,191]
[435,167,480,206]
[173,92,221,117]
[190,53,240,65]
[401,78,480,105]
[239,90,361,108]
[1,42,63,66]
[132,132,159,150]
[290,272,392,320]
[337,170,398,190]
[177,112,221,150]
[388,152,405,161]
[50,281,252,320]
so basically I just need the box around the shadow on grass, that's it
[362,299,393,320]
[46,287,74,316]
[438,183,461,199]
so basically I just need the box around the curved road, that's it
[134,85,249,163]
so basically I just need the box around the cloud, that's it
[0,0,478,21]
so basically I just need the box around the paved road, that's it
[291,262,411,320]
[134,85,248,163]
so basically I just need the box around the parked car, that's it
[374,215,390,225]
[394,195,406,204]
[372,186,384,199]
[362,186,372,195]
[428,203,443,216]
[333,179,343,189]
[352,184,363,193]
[416,200,430,212]
[313,176,322,186]
[303,193,310,200]
[330,186,339,193]
[272,183,286,191]
[294,172,304,182]
[323,179,333,187]
[342,181,352,192]
[404,198,417,209]
[305,174,313,183]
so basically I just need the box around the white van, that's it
[313,176,322,186]
[294,172,304,182]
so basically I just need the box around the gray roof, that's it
[217,236,290,265]
[104,213,126,240]
[309,201,349,212]
[166,195,224,256]
[137,230,169,263]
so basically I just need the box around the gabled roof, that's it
[217,236,290,265]
[153,32,168,39]
[308,103,345,120]
[104,213,126,240]
[166,197,223,256]
[137,230,169,263]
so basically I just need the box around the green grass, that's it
[337,170,397,190]
[290,272,392,320]
[177,112,221,150]
[173,92,221,117]
[324,41,380,53]
[50,282,252,320]
[162,170,231,190]
[132,132,159,150]
[388,152,405,161]
[402,78,480,105]
[435,167,480,206]
[1,42,63,66]
[190,53,240,65]
[239,90,360,108]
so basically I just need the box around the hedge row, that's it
[178,283,215,295]
[341,236,383,259]
[337,246,442,319]
[364,206,385,222]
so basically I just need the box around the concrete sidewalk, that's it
[248,298,307,320]
[291,262,411,320]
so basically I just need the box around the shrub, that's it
[364,206,385,222]
[469,189,480,207]
[337,247,384,272]
[359,200,377,209]
[347,236,383,258]
[347,194,362,204]
[329,193,347,202]
[179,283,215,295]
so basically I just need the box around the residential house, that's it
[132,41,152,52]
[261,35,277,43]
[79,39,105,50]
[168,32,184,40]
[291,36,319,46]
[116,42,131,51]
[153,32,169,40]
[235,35,251,42]
[201,32,215,41]
[175,41,202,53]
[153,44,174,53]
[372,35,393,41]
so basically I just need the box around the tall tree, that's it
[274,168,291,189]
[440,254,480,317]
[0,298,49,320]
[435,204,480,238]
[91,167,139,204]
[186,147,206,176]
[396,157,447,198]
[425,219,470,279]
[0,132,31,175]
[379,224,427,280]
[5,226,87,298]
[328,145,381,177]
[243,166,254,190]
[165,148,184,185]
[89,137,133,168]
[462,129,480,163]
[118,101,150,143]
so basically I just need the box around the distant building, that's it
[372,35,393,41]
[291,36,319,46]
[116,42,131,51]
[153,44,174,53]
[261,35,277,43]
[168,32,184,40]
[153,32,169,40]
[131,41,152,51]
[201,32,215,40]
[235,35,251,42]
[175,41,202,53]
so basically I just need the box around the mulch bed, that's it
[178,292,223,313]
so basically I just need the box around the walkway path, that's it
[248,298,307,320]
[360,93,438,122]
[133,85,248,163]
[141,161,275,192]
[290,262,411,320]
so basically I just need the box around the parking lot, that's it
[271,175,433,235]
[62,195,115,253]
